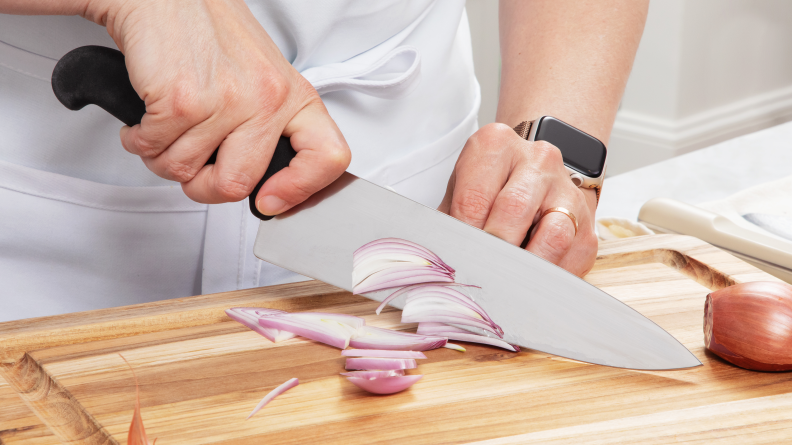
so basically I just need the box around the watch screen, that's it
[534,117,607,177]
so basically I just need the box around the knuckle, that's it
[495,188,531,219]
[469,123,515,149]
[129,132,161,158]
[454,188,493,222]
[168,83,202,121]
[539,217,575,254]
[254,69,292,110]
[162,159,198,183]
[215,172,256,202]
[326,144,352,171]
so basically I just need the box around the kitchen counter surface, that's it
[597,121,792,221]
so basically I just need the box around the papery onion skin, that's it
[346,375,423,395]
[341,349,427,359]
[704,281,792,371]
[345,357,418,371]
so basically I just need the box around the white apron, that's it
[0,0,480,322]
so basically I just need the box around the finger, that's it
[253,101,351,215]
[120,90,210,159]
[437,168,456,214]
[447,124,516,229]
[140,111,236,183]
[482,141,562,244]
[525,211,577,265]
[556,189,599,276]
[180,110,285,203]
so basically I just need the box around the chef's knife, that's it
[743,213,792,242]
[53,46,700,370]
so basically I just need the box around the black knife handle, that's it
[51,45,295,221]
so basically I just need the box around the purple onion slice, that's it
[346,375,423,395]
[341,349,427,359]
[247,377,299,419]
[345,357,418,371]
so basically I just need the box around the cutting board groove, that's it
[0,235,784,444]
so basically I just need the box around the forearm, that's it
[497,0,648,144]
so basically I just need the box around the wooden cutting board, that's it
[1,234,790,445]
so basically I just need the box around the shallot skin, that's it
[704,281,792,371]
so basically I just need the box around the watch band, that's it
[513,121,602,205]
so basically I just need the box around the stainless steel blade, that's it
[254,173,701,370]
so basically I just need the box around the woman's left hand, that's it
[438,123,598,277]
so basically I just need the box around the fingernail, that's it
[257,195,288,216]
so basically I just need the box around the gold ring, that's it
[540,207,578,236]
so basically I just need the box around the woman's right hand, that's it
[84,0,351,215]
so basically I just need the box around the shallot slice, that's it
[258,316,354,349]
[349,326,447,351]
[346,375,423,395]
[375,283,480,315]
[340,370,405,379]
[416,322,469,335]
[341,349,427,359]
[353,265,454,295]
[288,312,366,331]
[417,323,519,352]
[247,377,299,420]
[401,313,502,337]
[444,343,466,352]
[225,308,297,343]
[354,238,453,272]
[345,357,418,371]
[431,331,519,352]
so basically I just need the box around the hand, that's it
[438,124,598,277]
[86,0,351,215]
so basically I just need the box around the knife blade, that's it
[254,173,701,370]
[53,46,700,370]
[743,213,792,242]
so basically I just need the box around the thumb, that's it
[255,102,351,216]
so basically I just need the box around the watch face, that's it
[534,117,607,177]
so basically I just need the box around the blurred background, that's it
[467,0,792,176]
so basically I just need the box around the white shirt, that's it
[0,0,480,321]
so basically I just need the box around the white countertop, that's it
[597,121,792,221]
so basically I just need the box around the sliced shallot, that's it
[353,238,455,294]
[349,326,447,351]
[354,238,453,272]
[444,343,466,352]
[375,283,481,315]
[401,313,502,337]
[225,307,297,343]
[345,357,417,371]
[418,323,519,352]
[288,312,365,333]
[258,315,354,349]
[340,370,406,379]
[247,377,299,420]
[341,349,427,359]
[346,375,423,395]
[354,265,454,295]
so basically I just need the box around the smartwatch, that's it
[514,116,607,203]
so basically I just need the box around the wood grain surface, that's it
[0,234,787,445]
